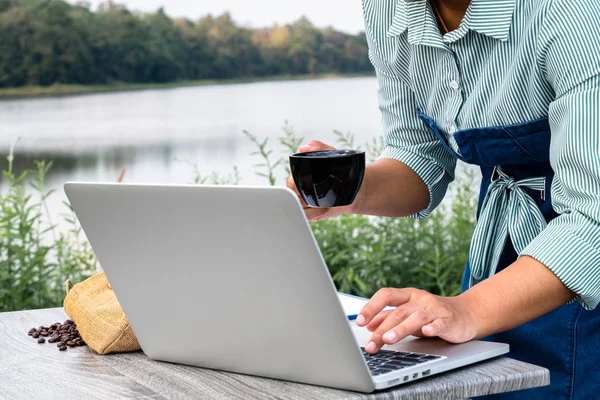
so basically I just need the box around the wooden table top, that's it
[0,308,549,399]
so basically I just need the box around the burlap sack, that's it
[63,272,141,355]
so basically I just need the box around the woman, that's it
[287,0,599,398]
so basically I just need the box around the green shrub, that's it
[0,139,98,312]
[0,123,477,312]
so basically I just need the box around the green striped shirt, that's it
[361,0,600,309]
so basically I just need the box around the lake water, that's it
[0,77,474,232]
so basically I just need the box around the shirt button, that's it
[450,80,460,91]
[448,124,457,134]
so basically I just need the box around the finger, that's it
[305,208,329,222]
[288,174,332,221]
[381,310,434,345]
[356,288,412,327]
[286,174,295,188]
[421,319,447,338]
[363,306,415,351]
[369,306,413,335]
[365,311,391,332]
[298,140,336,153]
[286,175,311,208]
[364,310,433,353]
[286,174,300,194]
[411,330,426,338]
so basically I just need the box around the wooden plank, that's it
[0,308,549,399]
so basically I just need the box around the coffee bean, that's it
[28,320,84,352]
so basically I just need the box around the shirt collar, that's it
[387,0,516,43]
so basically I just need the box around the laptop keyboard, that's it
[361,348,442,376]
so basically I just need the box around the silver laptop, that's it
[64,182,509,393]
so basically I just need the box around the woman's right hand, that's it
[286,140,355,222]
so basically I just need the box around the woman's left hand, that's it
[356,288,480,354]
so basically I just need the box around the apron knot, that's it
[468,166,548,287]
[505,177,517,191]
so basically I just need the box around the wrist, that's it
[347,166,371,215]
[451,293,483,340]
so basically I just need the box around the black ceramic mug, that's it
[289,149,366,208]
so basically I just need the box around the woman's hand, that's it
[286,140,355,222]
[356,288,479,354]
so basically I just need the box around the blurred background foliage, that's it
[0,0,372,88]
[0,140,99,312]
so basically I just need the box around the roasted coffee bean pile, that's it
[27,320,86,351]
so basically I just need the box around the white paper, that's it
[338,293,369,316]
[338,293,396,317]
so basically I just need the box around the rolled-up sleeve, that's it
[520,0,600,310]
[371,59,457,219]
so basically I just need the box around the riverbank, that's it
[0,73,374,100]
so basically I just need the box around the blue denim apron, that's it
[417,110,600,399]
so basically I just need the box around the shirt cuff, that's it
[520,214,600,310]
[378,145,453,219]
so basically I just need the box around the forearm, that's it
[456,255,575,339]
[349,159,430,218]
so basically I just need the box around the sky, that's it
[80,0,366,34]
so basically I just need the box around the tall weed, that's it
[0,139,98,312]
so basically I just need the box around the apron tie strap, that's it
[468,167,547,287]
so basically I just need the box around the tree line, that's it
[0,0,373,88]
